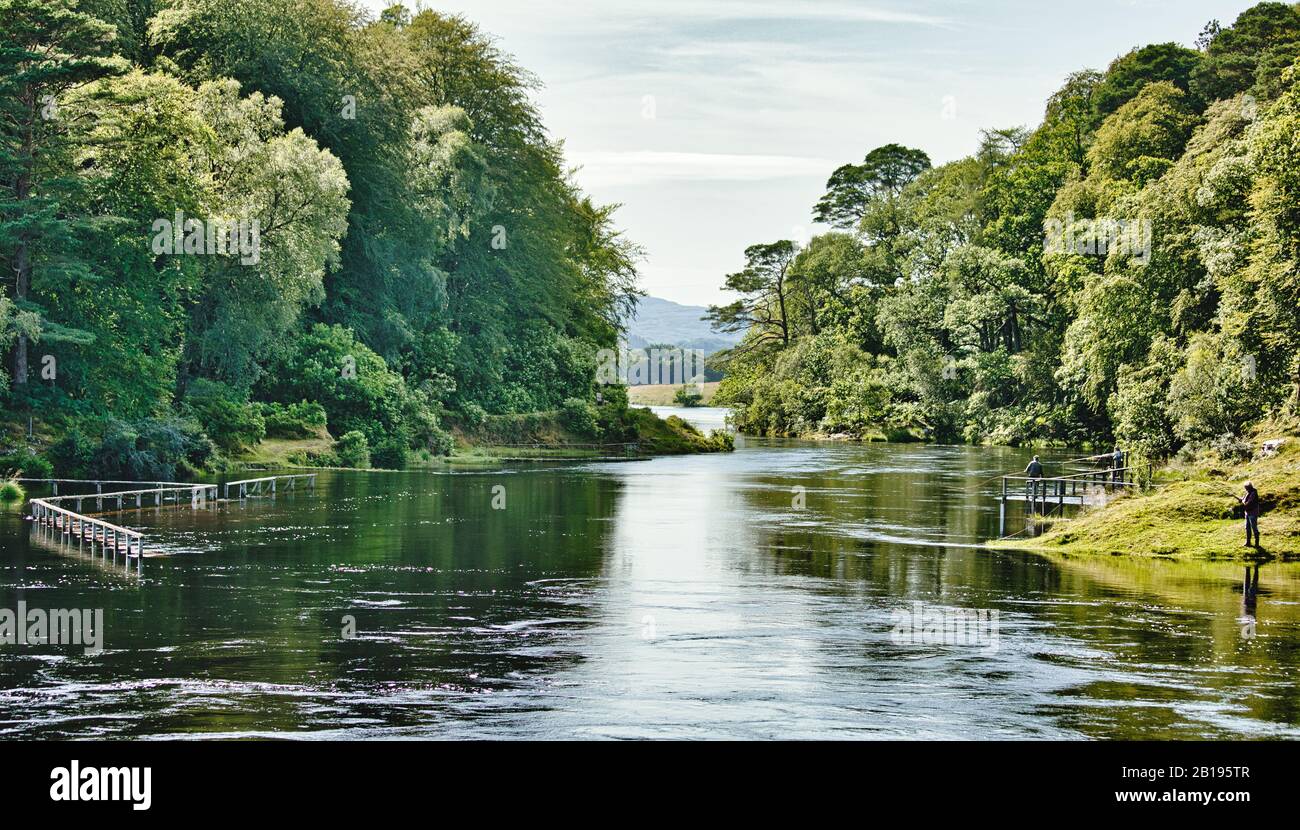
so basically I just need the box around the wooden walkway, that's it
[224,474,315,499]
[26,474,317,574]
[997,466,1141,536]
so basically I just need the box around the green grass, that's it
[448,445,608,462]
[991,440,1300,560]
[626,382,721,406]
[235,434,336,468]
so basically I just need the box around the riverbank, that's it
[991,439,1300,560]
[221,404,731,470]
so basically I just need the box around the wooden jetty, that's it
[997,466,1141,536]
[26,474,317,574]
[14,478,193,496]
[224,473,315,500]
[30,499,147,575]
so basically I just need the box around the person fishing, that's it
[1111,445,1125,483]
[1024,455,1044,502]
[1240,481,1261,548]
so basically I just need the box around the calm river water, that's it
[2,412,1298,739]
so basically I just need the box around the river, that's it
[2,411,1298,739]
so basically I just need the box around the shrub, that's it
[49,418,214,480]
[1208,432,1253,463]
[371,437,408,469]
[407,403,454,457]
[333,430,370,468]
[560,397,600,437]
[185,380,265,452]
[673,386,704,407]
[425,426,454,457]
[0,480,25,503]
[47,429,95,477]
[458,401,487,428]
[257,325,405,442]
[0,448,54,480]
[261,401,328,439]
[595,384,636,441]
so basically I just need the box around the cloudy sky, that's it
[364,0,1255,306]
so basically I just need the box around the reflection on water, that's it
[2,440,1299,739]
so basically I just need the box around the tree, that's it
[0,0,125,390]
[812,143,930,228]
[1237,68,1300,411]
[786,233,873,345]
[1094,43,1204,119]
[185,80,351,387]
[708,241,798,351]
[50,70,208,418]
[1085,82,1199,183]
[1192,2,1300,102]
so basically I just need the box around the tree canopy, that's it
[2,0,642,469]
[712,2,1300,454]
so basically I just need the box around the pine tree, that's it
[0,0,124,390]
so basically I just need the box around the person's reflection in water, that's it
[1240,564,1260,640]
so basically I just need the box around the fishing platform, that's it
[995,457,1142,537]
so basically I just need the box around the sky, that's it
[363,0,1257,307]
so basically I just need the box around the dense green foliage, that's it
[1,0,642,470]
[712,3,1300,457]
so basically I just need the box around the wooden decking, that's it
[997,466,1141,536]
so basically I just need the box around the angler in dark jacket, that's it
[1241,481,1261,547]
[1024,456,1043,478]
[1023,456,1044,501]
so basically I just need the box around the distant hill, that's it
[624,296,742,355]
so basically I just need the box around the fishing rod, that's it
[1064,452,1113,464]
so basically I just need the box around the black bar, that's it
[0,741,1283,817]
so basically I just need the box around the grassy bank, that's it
[229,402,732,470]
[991,439,1300,560]
[1,392,734,481]
[626,382,721,406]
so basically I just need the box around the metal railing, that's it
[1003,470,1141,501]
